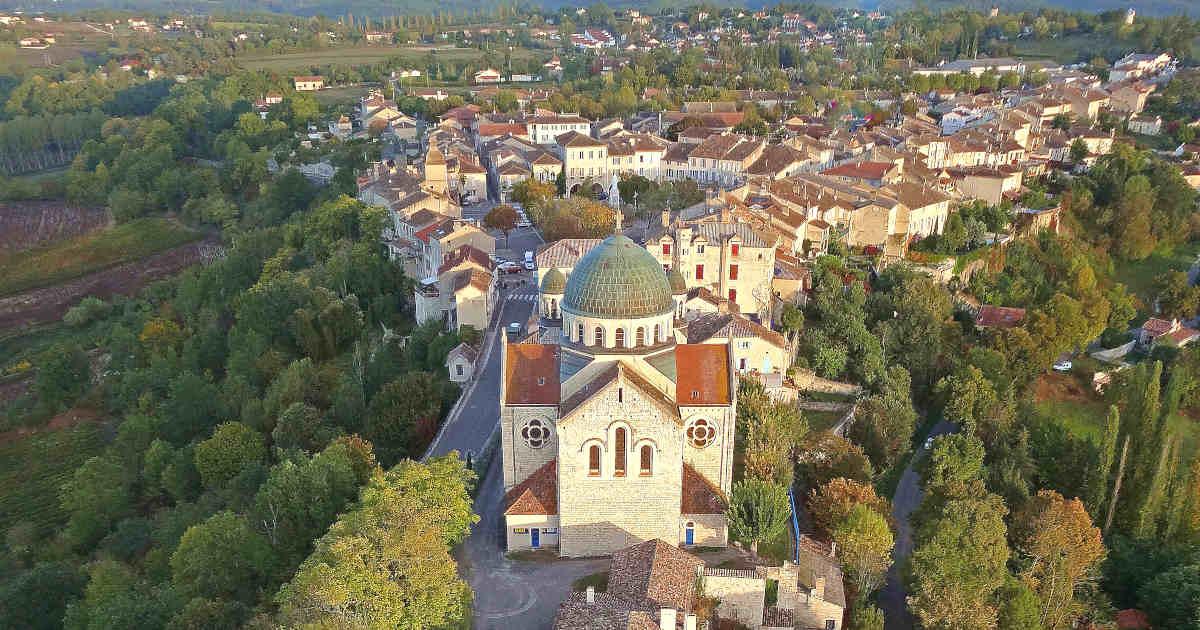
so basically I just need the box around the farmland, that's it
[0,216,200,297]
[236,44,543,72]
[0,420,105,536]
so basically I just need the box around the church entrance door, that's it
[531,528,541,549]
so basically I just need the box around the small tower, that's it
[988,5,999,17]
[423,144,448,195]
[667,268,687,320]
[1125,7,1136,25]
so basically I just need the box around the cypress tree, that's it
[1087,405,1120,517]
[1134,434,1175,539]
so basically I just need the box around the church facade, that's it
[501,234,737,558]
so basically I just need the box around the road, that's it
[425,280,537,461]
[878,420,956,630]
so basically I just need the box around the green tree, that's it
[1069,138,1088,164]
[846,604,885,630]
[807,477,891,540]
[170,511,272,602]
[0,562,87,630]
[850,366,918,470]
[997,576,1043,630]
[61,455,134,549]
[727,479,792,557]
[907,491,1010,630]
[1156,270,1200,320]
[33,342,90,411]
[1138,564,1200,629]
[365,372,449,466]
[271,402,335,453]
[194,422,266,489]
[832,504,893,597]
[275,460,472,628]
[935,366,999,435]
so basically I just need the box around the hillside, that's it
[4,0,1198,18]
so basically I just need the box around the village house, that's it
[414,244,497,333]
[445,342,479,384]
[292,75,324,91]
[1139,318,1200,350]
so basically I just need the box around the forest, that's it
[0,57,475,628]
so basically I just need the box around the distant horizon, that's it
[0,0,1196,19]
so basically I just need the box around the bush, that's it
[63,297,112,327]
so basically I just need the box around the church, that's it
[500,233,738,558]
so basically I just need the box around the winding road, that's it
[877,420,956,630]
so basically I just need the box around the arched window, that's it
[653,323,662,342]
[635,327,646,346]
[615,327,626,348]
[640,445,653,476]
[588,445,601,476]
[576,322,584,342]
[614,428,627,476]
[594,326,604,347]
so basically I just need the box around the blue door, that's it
[685,523,694,546]
[531,529,541,549]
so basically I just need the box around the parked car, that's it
[506,322,523,338]
[498,261,522,274]
[1053,359,1073,372]
[523,260,536,271]
[923,436,935,451]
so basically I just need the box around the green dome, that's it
[541,267,566,294]
[562,235,674,319]
[667,269,687,295]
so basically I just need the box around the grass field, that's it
[0,217,201,297]
[313,85,372,107]
[1112,241,1200,312]
[805,408,847,434]
[0,423,104,535]
[237,45,542,72]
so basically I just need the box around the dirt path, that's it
[0,235,221,331]
[0,406,103,445]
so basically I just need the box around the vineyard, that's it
[0,421,104,536]
[0,201,108,255]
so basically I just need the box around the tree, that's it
[1087,406,1120,515]
[170,511,272,602]
[60,455,134,549]
[846,604,885,630]
[807,477,891,539]
[33,342,90,411]
[271,402,335,453]
[275,461,472,628]
[1138,564,1200,629]
[935,366,999,435]
[483,203,519,247]
[511,177,555,211]
[365,372,448,466]
[1115,174,1156,261]
[737,378,807,486]
[1156,270,1200,320]
[850,366,918,470]
[727,479,791,557]
[194,422,266,489]
[795,433,874,490]
[166,598,247,630]
[1012,490,1107,630]
[1069,138,1088,164]
[0,562,87,630]
[61,559,180,630]
[832,504,893,598]
[920,433,986,491]
[997,576,1043,630]
[907,491,1010,630]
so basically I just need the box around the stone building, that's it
[501,234,737,557]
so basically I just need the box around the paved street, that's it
[425,280,537,462]
[878,420,957,630]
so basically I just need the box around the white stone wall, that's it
[505,515,560,551]
[501,405,559,491]
[682,513,727,547]
[680,405,736,494]
[703,574,765,629]
[556,375,684,557]
[562,309,674,349]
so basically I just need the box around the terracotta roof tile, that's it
[675,344,731,405]
[504,460,557,515]
[975,305,1026,329]
[505,343,560,405]
[608,539,704,612]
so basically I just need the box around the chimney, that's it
[830,541,837,557]
[720,205,731,223]
[813,577,826,601]
[661,210,671,228]
[659,608,677,630]
[684,614,697,630]
[586,586,595,604]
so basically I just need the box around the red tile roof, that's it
[505,343,560,405]
[975,305,1026,328]
[675,344,731,405]
[504,460,558,515]
[1142,317,1176,337]
[608,539,704,612]
[681,463,726,514]
[820,160,895,181]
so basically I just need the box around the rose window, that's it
[521,419,551,449]
[686,418,716,449]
